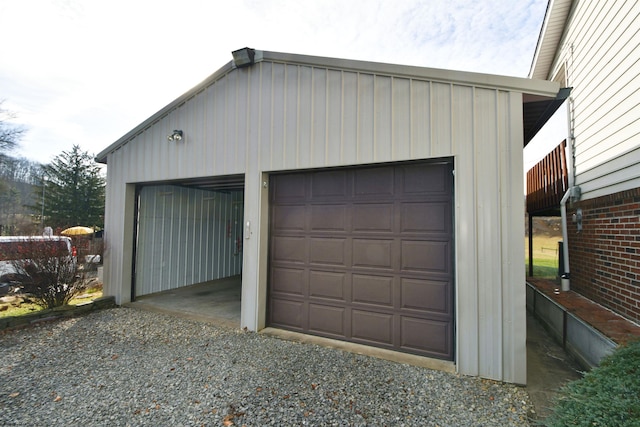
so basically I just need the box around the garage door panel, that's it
[309,238,346,266]
[271,299,305,329]
[401,278,451,314]
[352,203,394,232]
[352,310,393,345]
[273,236,307,263]
[311,170,348,198]
[352,274,394,306]
[401,202,450,234]
[273,205,306,231]
[352,239,393,269]
[271,267,306,296]
[310,204,348,231]
[308,304,346,336]
[309,270,346,300]
[401,240,449,273]
[401,163,449,195]
[401,317,452,358]
[273,174,307,201]
[269,161,454,360]
[354,167,394,197]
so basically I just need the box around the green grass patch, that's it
[526,235,560,278]
[0,285,102,318]
[545,340,640,426]
[0,301,41,318]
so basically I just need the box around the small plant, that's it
[545,340,640,426]
[5,238,89,309]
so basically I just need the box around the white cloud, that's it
[0,0,548,164]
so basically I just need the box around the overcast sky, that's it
[1,0,547,165]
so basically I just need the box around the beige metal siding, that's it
[549,0,640,199]
[101,54,556,384]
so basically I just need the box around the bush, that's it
[8,239,88,309]
[545,340,640,426]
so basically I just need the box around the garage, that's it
[97,48,562,383]
[268,161,453,360]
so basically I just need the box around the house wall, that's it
[101,54,559,383]
[567,188,640,324]
[547,0,640,200]
[535,0,640,324]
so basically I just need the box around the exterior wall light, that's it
[167,129,183,142]
[232,47,255,68]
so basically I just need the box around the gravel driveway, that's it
[0,308,532,426]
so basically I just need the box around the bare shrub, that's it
[4,238,88,309]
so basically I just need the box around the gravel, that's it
[0,308,532,426]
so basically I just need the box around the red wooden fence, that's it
[526,140,568,214]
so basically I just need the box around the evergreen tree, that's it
[33,145,105,230]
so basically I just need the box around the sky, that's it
[0,0,548,165]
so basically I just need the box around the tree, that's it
[0,100,30,234]
[0,100,24,160]
[34,145,105,230]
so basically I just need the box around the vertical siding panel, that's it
[342,71,358,164]
[475,88,502,380]
[374,75,392,161]
[219,78,230,174]
[502,91,526,384]
[189,189,198,284]
[298,66,312,167]
[205,196,214,279]
[258,63,273,170]
[187,89,205,176]
[224,73,237,174]
[235,72,248,173]
[411,80,431,157]
[312,68,327,167]
[204,85,216,174]
[151,125,162,180]
[432,82,453,157]
[327,69,343,166]
[452,84,478,377]
[393,77,411,160]
[284,65,299,169]
[271,63,286,170]
[358,74,375,163]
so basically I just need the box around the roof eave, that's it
[528,0,574,80]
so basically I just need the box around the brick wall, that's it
[567,187,640,324]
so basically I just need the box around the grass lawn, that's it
[0,284,103,318]
[525,234,561,279]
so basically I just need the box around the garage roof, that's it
[96,50,561,163]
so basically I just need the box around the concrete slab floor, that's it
[127,277,584,421]
[127,276,241,328]
[526,311,583,420]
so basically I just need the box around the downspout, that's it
[560,89,579,291]
[560,186,580,290]
[559,189,572,291]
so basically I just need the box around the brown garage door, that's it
[268,161,454,360]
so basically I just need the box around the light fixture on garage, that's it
[167,129,183,142]
[232,47,255,68]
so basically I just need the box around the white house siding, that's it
[546,0,640,200]
[99,52,559,383]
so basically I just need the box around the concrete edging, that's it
[526,282,616,369]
